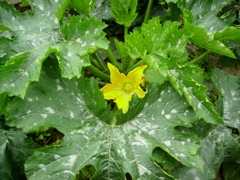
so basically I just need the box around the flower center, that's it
[124,83,133,92]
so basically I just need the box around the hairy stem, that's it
[143,0,154,24]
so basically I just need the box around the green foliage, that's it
[122,17,223,124]
[0,127,38,180]
[178,0,238,58]
[70,0,97,16]
[70,0,112,19]
[1,0,240,179]
[6,60,204,179]
[211,69,240,130]
[110,0,138,27]
[0,0,108,98]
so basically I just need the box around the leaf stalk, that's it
[188,50,209,64]
[143,0,154,24]
[94,52,108,71]
[87,65,110,82]
[106,48,119,68]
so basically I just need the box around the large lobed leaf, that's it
[0,0,109,98]
[6,60,204,179]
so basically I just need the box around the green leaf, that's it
[6,60,204,179]
[123,17,222,125]
[178,0,236,58]
[57,16,108,78]
[110,0,138,27]
[179,0,233,32]
[143,54,167,84]
[152,147,182,171]
[70,0,112,20]
[172,125,224,180]
[0,128,38,179]
[184,22,236,58]
[214,26,240,43]
[211,69,240,130]
[167,64,223,125]
[144,68,165,85]
[205,126,240,180]
[70,0,97,16]
[92,0,112,20]
[0,0,109,98]
[124,30,146,59]
[125,18,189,64]
[78,77,113,125]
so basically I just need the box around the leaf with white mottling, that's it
[70,0,112,20]
[178,0,236,58]
[183,22,236,58]
[124,18,189,64]
[6,60,204,179]
[179,0,234,32]
[167,64,223,125]
[0,0,109,98]
[120,17,223,125]
[172,124,224,180]
[211,69,240,130]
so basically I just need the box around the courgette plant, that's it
[1,0,240,179]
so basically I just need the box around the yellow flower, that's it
[100,63,147,114]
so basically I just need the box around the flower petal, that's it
[114,93,132,114]
[135,86,146,98]
[107,63,126,84]
[127,65,147,85]
[100,63,147,114]
[100,84,122,100]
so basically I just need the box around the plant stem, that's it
[87,65,110,82]
[124,26,129,38]
[106,48,119,67]
[94,52,108,71]
[188,50,209,64]
[143,0,154,24]
[125,59,145,74]
[90,58,101,70]
[111,106,119,126]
